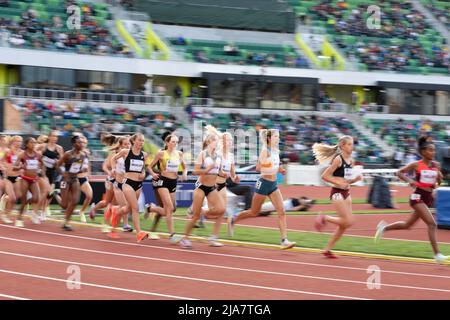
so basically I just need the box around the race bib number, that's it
[69,163,81,174]
[26,159,39,170]
[332,192,344,201]
[42,156,56,168]
[153,179,164,187]
[255,180,262,190]
[344,168,353,180]
[420,170,437,185]
[130,159,144,172]
[11,155,17,164]
[410,193,421,201]
[222,162,231,173]
[60,181,67,189]
[166,159,179,172]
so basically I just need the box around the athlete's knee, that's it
[427,221,437,229]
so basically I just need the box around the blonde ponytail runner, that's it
[202,125,220,150]
[259,129,268,149]
[312,143,340,165]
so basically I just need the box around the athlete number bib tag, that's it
[42,156,56,168]
[420,170,437,185]
[166,159,179,172]
[410,193,421,201]
[129,159,144,172]
[344,168,353,180]
[69,163,81,174]
[26,159,39,170]
[332,193,344,201]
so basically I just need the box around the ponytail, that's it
[313,135,353,164]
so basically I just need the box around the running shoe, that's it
[40,211,46,222]
[88,203,95,220]
[14,219,24,228]
[434,253,450,264]
[149,232,160,240]
[169,234,181,245]
[314,213,326,232]
[180,238,192,249]
[79,212,87,223]
[122,224,133,232]
[30,213,41,225]
[136,231,149,243]
[0,214,13,224]
[208,236,224,247]
[101,224,112,233]
[280,239,296,250]
[374,220,387,244]
[107,232,120,239]
[322,250,338,259]
[62,224,73,231]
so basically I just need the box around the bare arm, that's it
[13,152,24,171]
[321,156,348,189]
[180,151,188,181]
[397,161,419,187]
[56,152,69,175]
[147,151,163,179]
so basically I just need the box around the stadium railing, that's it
[6,86,172,106]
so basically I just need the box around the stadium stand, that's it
[422,0,450,30]
[290,0,449,74]
[0,0,132,57]
[168,38,310,68]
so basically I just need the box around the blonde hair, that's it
[109,135,129,152]
[203,125,220,150]
[37,135,48,144]
[130,133,144,146]
[312,135,353,164]
[219,132,232,156]
[9,135,22,147]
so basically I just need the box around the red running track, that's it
[0,221,449,300]
[236,214,450,243]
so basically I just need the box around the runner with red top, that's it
[313,135,363,258]
[374,136,449,264]
[14,137,44,226]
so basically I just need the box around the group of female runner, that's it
[0,132,93,231]
[0,128,447,263]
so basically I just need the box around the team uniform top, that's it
[220,152,234,176]
[260,148,280,176]
[415,160,438,189]
[42,146,59,170]
[125,149,145,173]
[332,155,353,181]
[21,152,40,171]
[65,152,86,175]
[160,150,181,174]
[202,150,221,175]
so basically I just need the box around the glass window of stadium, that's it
[209,79,316,109]
[383,88,450,115]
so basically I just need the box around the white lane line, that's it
[0,293,30,300]
[0,251,369,300]
[0,224,448,280]
[0,268,196,300]
[0,240,449,294]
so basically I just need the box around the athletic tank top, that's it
[6,150,18,165]
[220,152,233,175]
[42,145,59,169]
[202,150,221,175]
[82,156,89,170]
[260,148,280,175]
[116,157,126,174]
[125,149,145,173]
[160,150,180,173]
[415,160,438,188]
[332,155,353,180]
[22,152,40,171]
[65,151,85,174]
